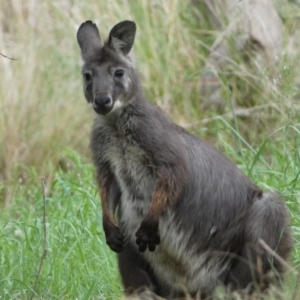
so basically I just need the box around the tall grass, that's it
[1,0,299,205]
[0,153,121,299]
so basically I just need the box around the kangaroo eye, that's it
[84,73,93,82]
[114,69,124,78]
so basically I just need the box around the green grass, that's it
[0,140,299,299]
[0,0,300,298]
[0,153,121,299]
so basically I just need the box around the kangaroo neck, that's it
[98,95,148,132]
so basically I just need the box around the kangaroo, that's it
[76,20,292,298]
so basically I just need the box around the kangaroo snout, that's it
[93,95,113,115]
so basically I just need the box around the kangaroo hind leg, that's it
[226,192,292,291]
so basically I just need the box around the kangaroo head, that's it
[77,20,137,115]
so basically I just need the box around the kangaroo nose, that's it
[93,95,113,115]
[94,96,112,107]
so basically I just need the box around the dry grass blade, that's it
[0,52,18,60]
[29,177,48,300]
[258,239,293,273]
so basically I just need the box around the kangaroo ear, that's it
[77,21,102,61]
[108,20,136,55]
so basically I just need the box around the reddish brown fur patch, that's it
[97,173,116,226]
[147,166,185,221]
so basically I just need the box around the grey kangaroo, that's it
[76,20,292,298]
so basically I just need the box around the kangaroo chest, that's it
[107,132,155,198]
[103,130,155,239]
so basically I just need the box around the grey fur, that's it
[76,20,292,298]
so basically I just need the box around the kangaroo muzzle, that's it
[93,95,113,115]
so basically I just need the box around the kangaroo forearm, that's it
[98,175,125,253]
[145,167,185,222]
[97,172,116,226]
[135,167,184,252]
[100,185,116,226]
